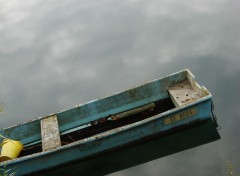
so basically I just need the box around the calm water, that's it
[0,1,240,175]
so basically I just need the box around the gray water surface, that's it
[1,0,240,175]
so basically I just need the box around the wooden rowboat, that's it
[0,69,220,176]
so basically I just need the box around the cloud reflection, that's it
[0,0,240,175]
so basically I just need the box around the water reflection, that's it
[0,0,240,175]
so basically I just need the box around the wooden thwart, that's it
[41,115,61,151]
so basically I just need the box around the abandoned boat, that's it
[0,69,220,176]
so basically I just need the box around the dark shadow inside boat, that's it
[19,98,175,157]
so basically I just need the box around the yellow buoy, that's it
[0,139,23,161]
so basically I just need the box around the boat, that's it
[0,69,220,176]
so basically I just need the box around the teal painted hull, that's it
[0,69,220,175]
[36,119,219,176]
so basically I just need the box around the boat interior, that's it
[18,75,209,158]
[19,98,175,157]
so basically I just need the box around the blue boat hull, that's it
[3,99,219,175]
[35,119,219,176]
[0,69,220,175]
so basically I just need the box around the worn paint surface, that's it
[35,119,219,176]
[163,108,198,125]
[41,115,61,151]
[168,79,204,107]
[0,69,220,175]
[0,100,219,175]
[0,70,187,145]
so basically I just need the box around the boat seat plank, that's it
[168,80,202,107]
[41,115,61,151]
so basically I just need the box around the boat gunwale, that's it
[0,69,190,132]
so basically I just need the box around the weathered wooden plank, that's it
[41,115,61,151]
